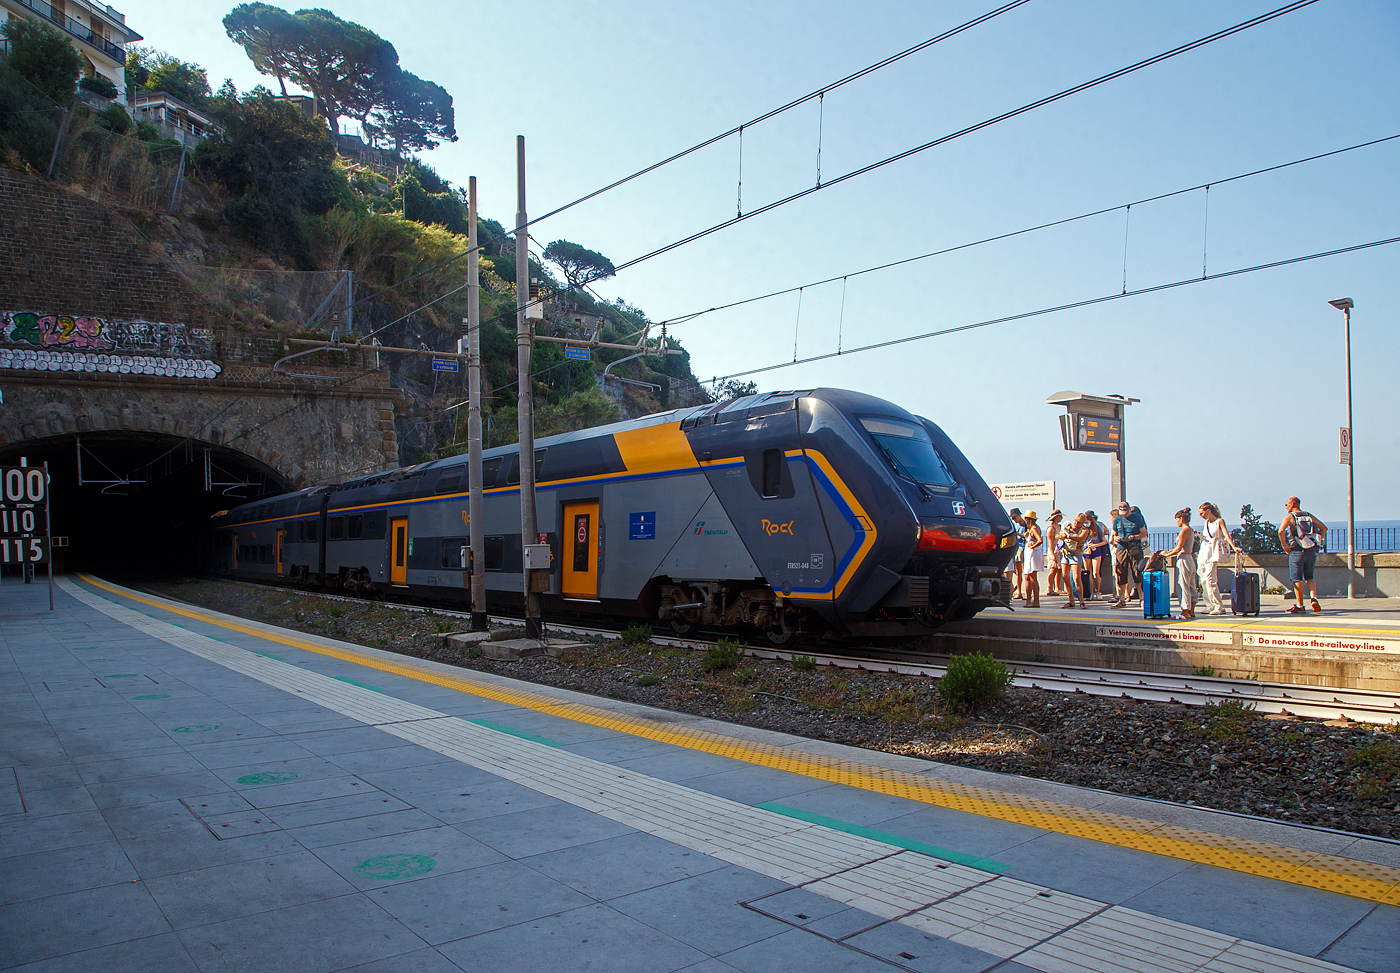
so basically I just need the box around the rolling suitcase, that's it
[1231,551,1260,616]
[1142,569,1171,619]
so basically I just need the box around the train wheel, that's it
[668,618,695,636]
[764,629,797,648]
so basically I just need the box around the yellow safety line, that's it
[76,574,1400,906]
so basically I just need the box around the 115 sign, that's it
[0,535,46,564]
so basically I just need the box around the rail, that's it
[205,579,1400,725]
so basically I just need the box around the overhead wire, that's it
[706,233,1400,384]
[334,0,1035,315]
[646,131,1400,329]
[607,0,1322,277]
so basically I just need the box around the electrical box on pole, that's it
[1046,391,1138,509]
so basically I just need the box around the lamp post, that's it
[1328,297,1355,599]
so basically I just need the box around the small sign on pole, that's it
[564,346,590,361]
[431,358,459,373]
[1339,427,1351,465]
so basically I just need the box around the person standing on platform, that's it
[1278,497,1327,614]
[1197,502,1236,616]
[1109,500,1148,608]
[1045,510,1064,597]
[1060,513,1090,609]
[1084,510,1109,599]
[1007,508,1027,601]
[1021,511,1044,607]
[1160,508,1198,619]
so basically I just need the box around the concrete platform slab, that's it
[2,574,1397,973]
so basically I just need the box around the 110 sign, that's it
[1,507,40,534]
[0,535,47,564]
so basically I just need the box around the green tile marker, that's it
[755,802,1008,872]
[467,719,561,747]
[134,694,170,700]
[333,676,383,692]
[237,771,299,786]
[172,724,219,733]
[353,854,436,881]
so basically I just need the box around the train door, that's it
[562,501,599,600]
[390,517,408,586]
[275,530,284,575]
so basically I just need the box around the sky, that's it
[117,0,1400,529]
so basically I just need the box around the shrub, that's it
[937,652,1014,710]
[79,75,118,99]
[701,637,745,671]
[636,674,661,687]
[621,623,651,648]
[791,654,817,672]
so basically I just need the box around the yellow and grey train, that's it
[212,388,1018,642]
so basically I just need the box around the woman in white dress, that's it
[1197,502,1236,615]
[1021,511,1044,608]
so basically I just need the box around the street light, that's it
[1328,297,1355,599]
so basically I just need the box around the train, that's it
[212,388,1017,642]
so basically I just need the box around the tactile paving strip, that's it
[73,575,1400,907]
[60,578,1371,973]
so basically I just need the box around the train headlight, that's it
[919,524,995,552]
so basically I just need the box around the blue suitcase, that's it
[1143,570,1172,619]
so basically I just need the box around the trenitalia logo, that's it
[693,521,729,536]
[762,519,795,536]
[694,521,705,535]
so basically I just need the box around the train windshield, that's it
[859,416,957,493]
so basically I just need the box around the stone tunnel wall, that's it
[0,374,400,488]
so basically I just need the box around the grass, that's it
[855,688,922,723]
[1345,737,1400,801]
[1192,665,1217,678]
[723,693,756,713]
[621,623,652,648]
[1198,698,1256,740]
[700,637,746,671]
[791,654,817,671]
[636,673,662,687]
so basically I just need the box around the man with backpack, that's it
[1278,497,1328,614]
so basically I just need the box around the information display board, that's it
[1059,413,1121,452]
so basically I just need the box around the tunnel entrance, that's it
[0,433,288,580]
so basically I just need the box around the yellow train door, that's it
[275,530,284,574]
[391,517,408,585]
[562,501,599,600]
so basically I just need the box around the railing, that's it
[1143,528,1399,554]
[12,0,124,60]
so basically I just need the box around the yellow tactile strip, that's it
[78,575,1400,906]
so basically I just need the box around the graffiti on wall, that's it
[1,311,215,356]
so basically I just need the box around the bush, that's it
[700,637,746,671]
[636,674,661,687]
[621,623,651,648]
[79,75,118,99]
[937,652,1014,709]
[791,654,817,672]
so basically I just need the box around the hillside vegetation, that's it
[0,7,727,463]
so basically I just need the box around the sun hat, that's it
[1024,510,1038,521]
[1049,509,1063,519]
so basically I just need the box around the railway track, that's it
[196,579,1400,725]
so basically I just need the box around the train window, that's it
[347,515,364,539]
[858,415,957,492]
[441,536,468,569]
[761,449,782,498]
[305,521,318,542]
[364,511,386,539]
[484,535,505,571]
[435,473,461,494]
[294,522,304,542]
[328,517,344,540]
[482,457,503,486]
[505,450,546,485]
[260,545,270,562]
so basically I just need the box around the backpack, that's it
[1294,512,1322,550]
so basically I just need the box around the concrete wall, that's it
[1229,553,1400,600]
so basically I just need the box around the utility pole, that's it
[515,136,542,638]
[465,176,487,630]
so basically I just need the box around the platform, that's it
[934,596,1400,692]
[2,576,1397,973]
